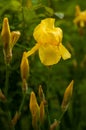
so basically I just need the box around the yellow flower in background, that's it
[74,5,86,27]
[1,17,20,64]
[26,18,71,66]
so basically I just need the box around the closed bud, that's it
[1,17,20,64]
[11,111,20,126]
[50,120,60,130]
[61,80,74,111]
[3,48,12,64]
[38,85,47,105]
[40,101,45,123]
[29,91,40,129]
[22,79,28,93]
[0,89,6,100]
[1,17,11,48]
[20,52,29,80]
[1,17,11,64]
[38,85,44,101]
[10,31,21,49]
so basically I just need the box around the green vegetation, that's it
[0,0,86,130]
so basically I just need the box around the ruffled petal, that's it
[41,18,55,29]
[33,23,48,45]
[39,44,61,66]
[33,18,63,45]
[59,44,71,60]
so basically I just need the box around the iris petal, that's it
[33,18,63,45]
[39,44,61,66]
[59,44,71,60]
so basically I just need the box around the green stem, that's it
[4,64,10,97]
[18,92,26,113]
[58,110,66,122]
[47,105,51,125]
[8,111,15,130]
[4,64,15,130]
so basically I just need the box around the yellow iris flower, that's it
[74,5,86,27]
[26,18,71,66]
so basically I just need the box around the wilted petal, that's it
[39,44,61,66]
[59,43,71,60]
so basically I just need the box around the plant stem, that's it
[4,64,15,129]
[19,92,26,113]
[46,104,51,126]
[58,110,66,122]
[4,64,10,97]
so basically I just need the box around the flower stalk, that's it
[4,64,10,97]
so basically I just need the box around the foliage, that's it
[0,0,86,130]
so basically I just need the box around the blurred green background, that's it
[0,0,86,130]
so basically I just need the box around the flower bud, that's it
[1,17,11,48]
[0,89,6,100]
[29,91,40,129]
[3,48,12,64]
[1,17,20,64]
[10,31,21,49]
[1,17,11,64]
[61,80,74,111]
[20,52,29,80]
[22,79,28,93]
[38,85,44,101]
[11,111,20,126]
[40,101,45,123]
[50,120,59,130]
